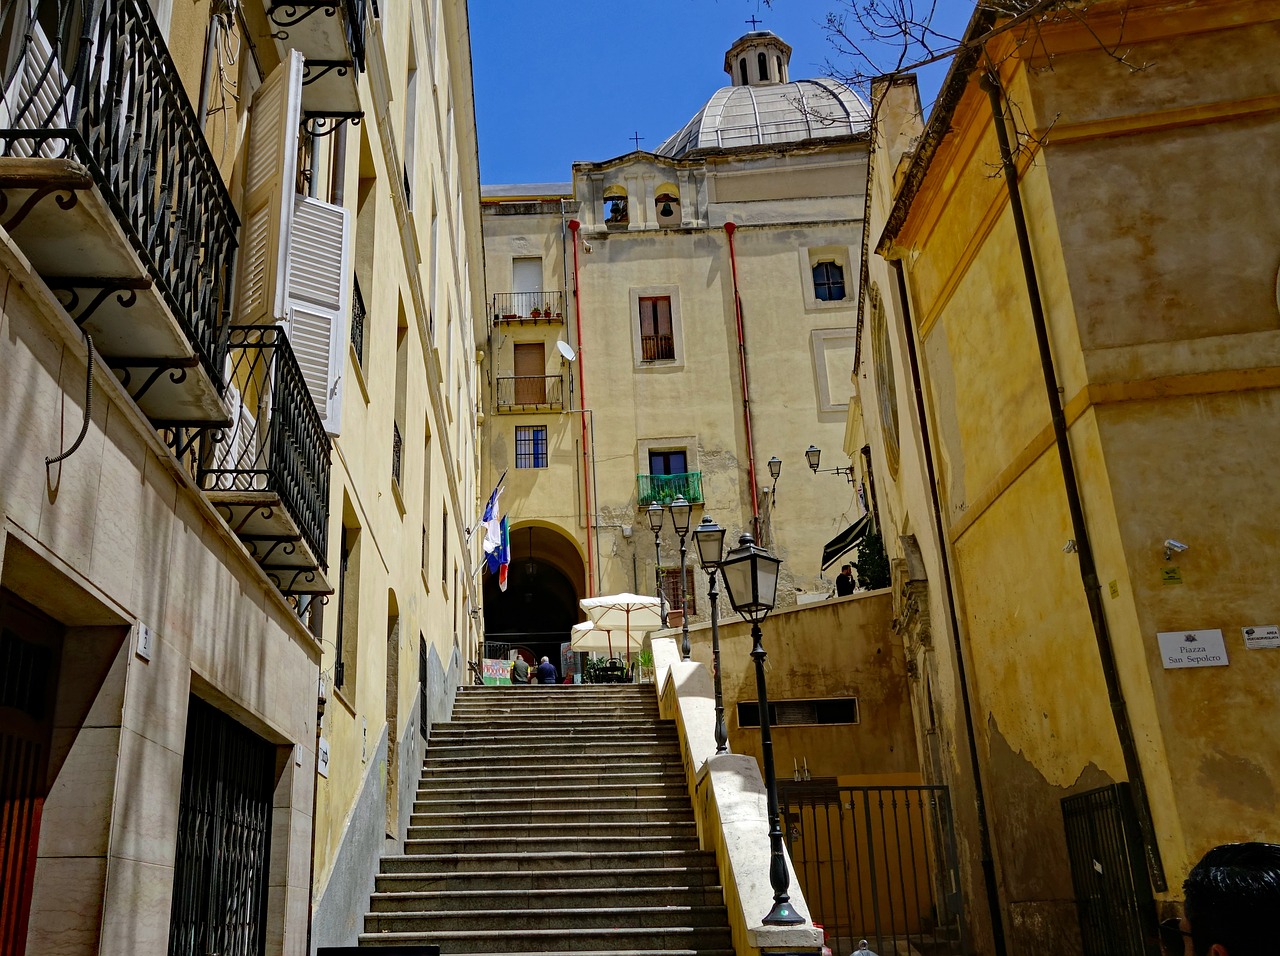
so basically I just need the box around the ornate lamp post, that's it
[805,443,854,483]
[669,494,693,660]
[693,515,728,755]
[718,532,801,926]
[767,455,782,502]
[647,501,667,627]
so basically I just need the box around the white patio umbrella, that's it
[578,592,663,662]
[569,620,643,657]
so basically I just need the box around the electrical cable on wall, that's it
[46,330,95,468]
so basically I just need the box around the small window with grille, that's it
[638,296,674,362]
[737,697,860,727]
[659,567,697,615]
[812,261,846,302]
[515,425,548,468]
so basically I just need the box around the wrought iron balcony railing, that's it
[496,374,564,411]
[637,472,703,507]
[350,276,366,367]
[197,327,332,566]
[0,0,239,386]
[641,333,675,362]
[493,291,565,324]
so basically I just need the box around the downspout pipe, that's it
[567,219,595,596]
[979,71,1166,891]
[723,222,762,539]
[892,259,1007,956]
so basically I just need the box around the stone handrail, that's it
[649,634,825,954]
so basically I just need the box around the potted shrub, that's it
[530,306,542,318]
[635,648,655,683]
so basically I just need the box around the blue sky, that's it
[468,0,976,186]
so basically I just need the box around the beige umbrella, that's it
[569,620,645,657]
[578,593,663,662]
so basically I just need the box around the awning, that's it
[821,513,872,570]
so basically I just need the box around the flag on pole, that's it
[495,516,511,592]
[481,475,505,562]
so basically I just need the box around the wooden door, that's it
[514,342,546,405]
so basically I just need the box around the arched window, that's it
[812,261,846,301]
[758,52,768,81]
[777,55,784,82]
[603,185,628,226]
[739,57,748,85]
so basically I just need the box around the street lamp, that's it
[647,501,667,627]
[768,456,782,502]
[669,494,693,660]
[805,444,854,483]
[718,532,802,926]
[693,515,728,755]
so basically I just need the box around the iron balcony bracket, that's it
[0,184,81,232]
[107,356,201,403]
[47,276,152,326]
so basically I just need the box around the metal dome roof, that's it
[656,78,870,158]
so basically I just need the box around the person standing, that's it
[835,564,855,596]
[511,655,530,685]
[536,656,558,685]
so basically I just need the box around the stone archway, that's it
[482,524,586,665]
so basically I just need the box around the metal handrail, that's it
[0,0,240,386]
[197,326,331,562]
[637,471,703,506]
[492,291,565,322]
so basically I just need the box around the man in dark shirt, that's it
[511,655,530,685]
[835,564,855,596]
[536,657,558,684]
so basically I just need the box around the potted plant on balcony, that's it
[530,306,543,318]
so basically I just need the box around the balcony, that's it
[495,375,564,412]
[637,472,703,507]
[493,291,565,326]
[0,0,238,424]
[264,0,368,117]
[197,327,332,595]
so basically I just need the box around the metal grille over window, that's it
[515,425,548,468]
[813,261,846,301]
[659,567,697,614]
[167,696,275,956]
[737,697,859,727]
[392,421,403,485]
[350,276,366,366]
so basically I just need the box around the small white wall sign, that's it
[134,621,154,662]
[1242,625,1280,650]
[1158,629,1229,669]
[317,738,330,778]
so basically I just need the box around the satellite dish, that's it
[556,340,577,362]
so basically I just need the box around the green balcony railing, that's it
[637,472,703,506]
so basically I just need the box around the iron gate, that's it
[781,783,963,956]
[168,696,276,956]
[1062,783,1158,956]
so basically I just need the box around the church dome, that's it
[656,31,870,158]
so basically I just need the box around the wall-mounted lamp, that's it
[1163,539,1189,561]
[768,456,782,501]
[805,445,854,483]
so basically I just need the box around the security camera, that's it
[1163,539,1189,560]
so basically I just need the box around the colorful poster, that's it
[560,642,577,683]
[482,658,512,685]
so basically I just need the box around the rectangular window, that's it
[648,449,687,476]
[638,296,674,361]
[516,425,548,468]
[659,567,697,615]
[513,342,547,405]
[441,506,448,587]
[335,522,360,690]
[737,697,860,727]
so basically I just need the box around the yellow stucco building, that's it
[853,1,1280,952]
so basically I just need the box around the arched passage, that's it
[482,523,586,666]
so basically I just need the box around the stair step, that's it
[356,926,733,955]
[379,849,718,874]
[374,865,723,893]
[423,750,682,769]
[369,884,727,912]
[414,786,688,811]
[417,769,685,788]
[425,741,678,759]
[410,807,694,827]
[404,834,702,855]
[407,821,697,841]
[366,903,731,932]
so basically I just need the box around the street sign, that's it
[1157,629,1228,669]
[1242,625,1280,650]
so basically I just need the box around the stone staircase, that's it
[357,683,736,954]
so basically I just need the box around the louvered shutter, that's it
[238,50,303,326]
[285,194,352,436]
[0,22,71,156]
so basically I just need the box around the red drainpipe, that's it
[567,219,595,595]
[724,222,761,539]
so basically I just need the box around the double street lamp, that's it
[717,532,802,927]
[647,495,694,659]
[693,515,728,755]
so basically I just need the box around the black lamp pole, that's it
[647,501,667,627]
[694,516,729,754]
[718,533,801,926]
[670,495,692,660]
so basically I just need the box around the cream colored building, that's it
[479,32,873,661]
[0,0,482,953]
[851,2,1280,952]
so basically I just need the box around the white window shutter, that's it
[238,49,303,325]
[0,22,71,155]
[285,194,352,437]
